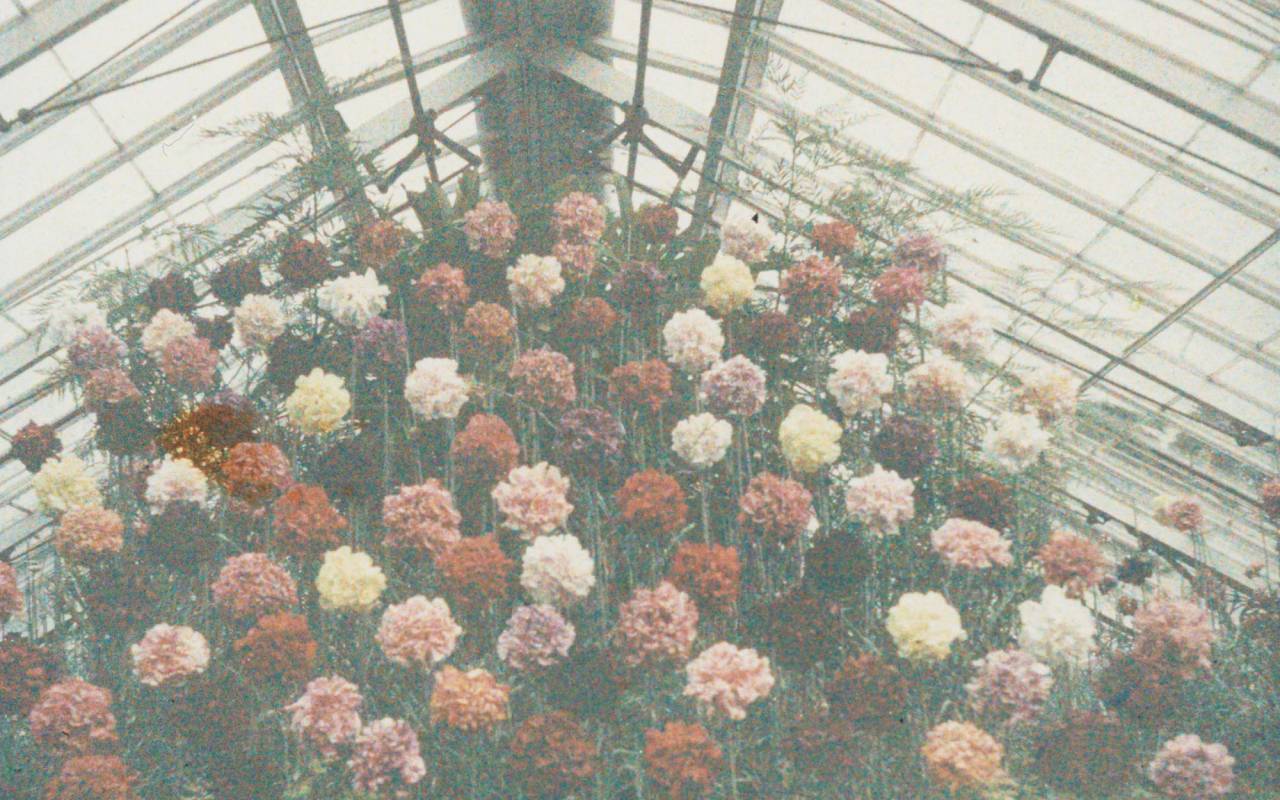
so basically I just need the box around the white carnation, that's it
[720,215,773,263]
[140,309,196,358]
[1017,584,1096,667]
[663,308,724,373]
[931,303,993,358]
[827,349,892,416]
[404,358,469,420]
[507,254,565,309]
[234,294,287,349]
[145,457,208,513]
[317,269,389,327]
[671,413,732,468]
[520,534,595,607]
[984,411,1051,472]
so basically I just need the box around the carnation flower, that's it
[966,649,1053,724]
[286,675,363,757]
[699,355,766,417]
[354,317,408,377]
[1018,363,1079,422]
[452,414,520,486]
[904,355,971,411]
[738,472,813,542]
[415,262,470,313]
[497,604,575,671]
[872,266,927,308]
[827,349,892,416]
[463,199,518,259]
[609,359,673,413]
[316,546,386,613]
[521,534,595,606]
[29,679,117,753]
[349,718,426,794]
[510,348,577,410]
[1132,596,1216,678]
[9,420,61,472]
[404,357,469,420]
[146,457,209,513]
[436,535,514,610]
[812,219,859,256]
[317,269,389,327]
[826,653,910,732]
[45,754,135,800]
[160,335,219,392]
[508,254,565,309]
[285,368,350,434]
[984,411,1051,472]
[1017,584,1096,667]
[931,303,993,358]
[1153,494,1204,533]
[778,404,841,474]
[684,641,774,720]
[493,462,574,539]
[234,612,316,685]
[140,309,196,358]
[931,518,1013,569]
[886,591,965,661]
[720,215,772,263]
[274,483,348,557]
[896,232,947,272]
[552,240,598,279]
[844,465,915,535]
[872,416,939,478]
[233,293,287,349]
[1038,530,1108,596]
[845,305,902,355]
[55,506,124,560]
[612,259,668,310]
[377,596,462,668]
[672,413,732,468]
[429,666,510,732]
[781,255,841,316]
[278,238,333,287]
[554,407,625,477]
[158,400,258,475]
[617,469,688,537]
[921,721,1007,791]
[949,474,1014,530]
[209,258,266,305]
[740,310,800,362]
[130,624,210,687]
[0,564,23,624]
[82,367,139,414]
[635,202,680,244]
[557,295,617,342]
[644,722,723,799]
[462,301,516,352]
[552,191,606,242]
[48,302,107,344]
[220,441,291,505]
[33,455,101,514]
[66,325,126,374]
[357,219,404,271]
[0,635,60,716]
[663,308,724,373]
[211,552,298,621]
[382,479,462,556]
[509,711,599,799]
[1148,734,1235,799]
[616,582,699,668]
[668,542,741,612]
[700,253,755,314]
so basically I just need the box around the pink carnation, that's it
[376,596,462,667]
[931,518,1012,570]
[130,624,210,687]
[160,335,219,392]
[1132,596,1216,678]
[684,642,774,720]
[552,240,598,279]
[382,480,462,557]
[492,462,574,540]
[616,582,700,668]
[895,232,947,273]
[286,675,364,757]
[350,718,426,794]
[844,465,915,535]
[872,266,927,309]
[699,356,767,418]
[497,604,576,671]
[211,552,298,621]
[1153,495,1204,533]
[966,649,1053,724]
[552,192,606,243]
[28,679,117,753]
[55,506,124,559]
[463,199,518,259]
[66,325,126,374]
[1148,734,1234,799]
[737,472,813,542]
[509,348,577,411]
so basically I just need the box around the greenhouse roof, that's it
[0,0,1277,593]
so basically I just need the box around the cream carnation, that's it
[317,546,387,613]
[827,349,892,416]
[286,368,351,434]
[672,413,732,468]
[492,462,574,539]
[131,624,210,687]
[317,269,389,327]
[844,465,915,535]
[984,412,1051,472]
[932,303,993,358]
[144,456,207,512]
[886,591,966,662]
[520,533,595,607]
[508,254,565,309]
[905,355,971,411]
[376,595,462,667]
[140,309,195,358]
[32,455,101,514]
[719,216,773,263]
[779,404,841,474]
[684,642,774,720]
[404,357,469,420]
[233,294,286,349]
[663,309,724,373]
[1017,584,1096,667]
[700,253,755,314]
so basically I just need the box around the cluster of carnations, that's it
[0,188,1269,800]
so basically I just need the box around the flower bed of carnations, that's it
[1,180,1277,799]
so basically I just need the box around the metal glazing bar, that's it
[0,0,129,79]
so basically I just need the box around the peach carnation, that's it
[493,462,574,539]
[376,596,462,667]
[429,666,510,732]
[684,642,774,720]
[931,518,1013,570]
[130,624,210,687]
[382,479,462,556]
[55,506,124,560]
[921,721,1007,791]
[617,582,699,668]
